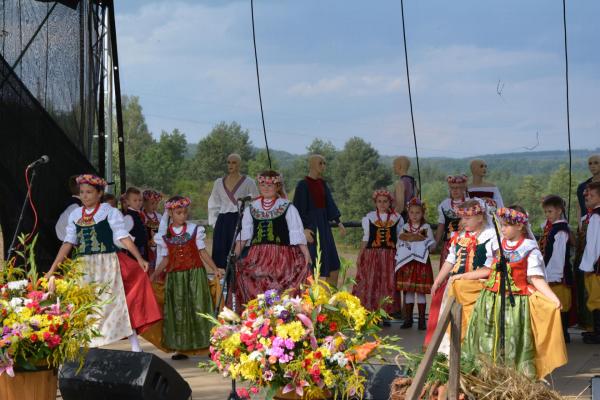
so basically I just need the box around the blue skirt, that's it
[212,212,239,269]
[308,208,340,276]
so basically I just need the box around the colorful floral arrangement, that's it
[200,260,400,399]
[0,237,102,376]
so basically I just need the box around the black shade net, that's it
[0,0,101,268]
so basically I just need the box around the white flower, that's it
[329,352,348,367]
[248,351,263,361]
[7,280,28,291]
[218,307,240,322]
[8,297,24,309]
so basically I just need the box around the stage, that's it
[55,322,599,400]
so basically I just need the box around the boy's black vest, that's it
[541,222,573,285]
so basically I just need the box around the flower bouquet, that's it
[200,262,400,399]
[0,237,102,378]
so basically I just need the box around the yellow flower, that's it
[222,333,241,356]
[322,369,335,387]
[276,321,305,342]
[238,354,261,381]
[329,292,368,329]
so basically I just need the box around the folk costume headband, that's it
[76,174,107,189]
[407,196,426,212]
[257,174,281,185]
[446,174,468,185]
[165,197,191,210]
[143,189,162,202]
[455,202,483,217]
[372,189,393,203]
[496,207,529,225]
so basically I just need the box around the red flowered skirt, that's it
[118,252,163,334]
[235,244,309,310]
[352,248,397,313]
[396,260,434,294]
[424,280,447,347]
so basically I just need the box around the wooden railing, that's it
[405,298,463,400]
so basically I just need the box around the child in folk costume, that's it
[579,182,600,344]
[151,196,224,359]
[539,195,574,343]
[425,199,498,348]
[47,174,148,350]
[235,170,311,309]
[141,189,163,270]
[123,187,149,260]
[396,198,435,330]
[457,206,566,379]
[352,189,403,314]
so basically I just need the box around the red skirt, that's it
[439,239,451,269]
[424,280,447,347]
[396,260,433,294]
[235,244,309,310]
[352,248,396,313]
[117,252,163,334]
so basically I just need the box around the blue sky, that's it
[115,0,600,158]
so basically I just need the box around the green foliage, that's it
[193,121,253,182]
[248,149,280,178]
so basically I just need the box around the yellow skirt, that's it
[141,277,222,355]
[450,280,567,379]
[585,273,600,311]
[549,283,572,312]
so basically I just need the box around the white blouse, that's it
[467,186,504,209]
[360,211,404,242]
[155,222,207,257]
[395,222,436,269]
[238,198,306,245]
[502,238,546,278]
[540,219,569,283]
[445,225,499,268]
[437,197,464,225]
[579,211,600,273]
[208,176,259,227]
[64,203,129,246]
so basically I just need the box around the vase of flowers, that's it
[0,237,102,400]
[200,256,400,400]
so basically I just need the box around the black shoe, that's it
[400,319,413,329]
[171,353,189,360]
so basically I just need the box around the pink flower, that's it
[296,313,313,330]
[0,354,14,377]
[236,388,250,399]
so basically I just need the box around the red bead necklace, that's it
[169,222,187,237]
[80,203,101,225]
[376,209,392,227]
[260,196,277,211]
[502,236,525,252]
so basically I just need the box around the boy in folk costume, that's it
[141,189,163,270]
[352,189,403,315]
[396,198,435,330]
[235,170,311,309]
[456,206,566,379]
[579,182,600,344]
[425,199,498,348]
[151,196,224,359]
[123,187,149,260]
[47,174,148,350]
[539,195,574,343]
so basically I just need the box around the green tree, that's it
[516,175,544,231]
[192,122,253,181]
[307,138,338,166]
[248,150,280,178]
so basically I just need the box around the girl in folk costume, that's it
[457,206,566,379]
[208,154,259,270]
[235,170,311,309]
[539,195,574,343]
[151,196,224,359]
[435,175,468,265]
[47,174,148,350]
[141,189,163,270]
[396,198,435,330]
[352,189,403,314]
[425,199,498,348]
[578,182,600,344]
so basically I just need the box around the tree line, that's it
[116,95,595,246]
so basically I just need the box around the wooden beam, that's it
[406,298,456,400]
[448,302,463,399]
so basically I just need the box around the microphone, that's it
[27,155,50,169]
[237,195,253,203]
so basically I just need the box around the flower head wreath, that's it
[76,174,107,189]
[143,189,162,202]
[496,207,529,225]
[165,196,191,210]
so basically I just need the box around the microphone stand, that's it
[489,210,515,362]
[7,167,37,262]
[214,198,248,400]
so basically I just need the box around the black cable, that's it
[250,0,272,169]
[400,0,422,198]
[562,0,573,222]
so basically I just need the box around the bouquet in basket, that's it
[201,248,400,399]
[0,237,102,377]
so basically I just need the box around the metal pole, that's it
[106,14,114,192]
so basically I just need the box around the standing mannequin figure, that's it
[293,154,345,287]
[393,156,418,218]
[467,159,504,209]
[577,154,600,227]
[208,153,258,269]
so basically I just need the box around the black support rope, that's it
[400,0,422,197]
[250,0,272,169]
[562,0,573,222]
